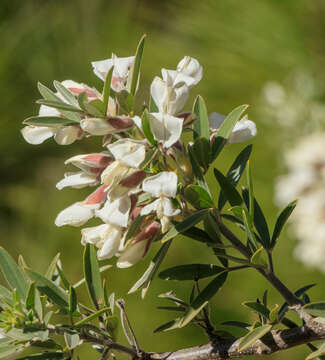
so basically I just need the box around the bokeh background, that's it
[1,0,325,359]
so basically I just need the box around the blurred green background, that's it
[1,0,325,359]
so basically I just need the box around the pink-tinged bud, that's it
[136,221,160,243]
[107,116,134,130]
[210,132,216,145]
[102,135,112,147]
[68,87,98,99]
[84,185,108,205]
[82,154,114,168]
[119,171,146,188]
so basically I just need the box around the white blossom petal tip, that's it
[142,171,178,198]
[21,126,56,145]
[55,202,96,227]
[149,113,183,148]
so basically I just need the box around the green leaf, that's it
[250,247,268,268]
[83,244,104,309]
[73,264,111,289]
[188,143,210,193]
[0,247,28,300]
[74,307,111,326]
[159,264,225,281]
[238,324,272,351]
[158,292,188,307]
[192,136,211,172]
[149,95,159,112]
[306,343,325,360]
[128,241,172,298]
[211,104,249,161]
[218,145,252,210]
[25,282,36,310]
[211,249,250,265]
[16,352,64,359]
[0,345,23,358]
[45,253,61,280]
[193,95,210,140]
[37,82,81,122]
[142,111,157,146]
[130,34,146,96]
[271,200,297,249]
[69,286,77,314]
[0,285,12,300]
[269,304,280,323]
[184,185,214,209]
[253,198,271,249]
[179,272,228,327]
[24,268,68,309]
[64,333,80,350]
[241,208,258,252]
[53,81,79,107]
[182,227,215,245]
[246,161,255,220]
[103,67,114,115]
[161,209,209,243]
[77,93,105,116]
[55,265,70,290]
[221,321,250,329]
[23,116,78,127]
[153,318,182,333]
[36,99,81,113]
[243,301,270,319]
[303,302,325,317]
[214,168,243,208]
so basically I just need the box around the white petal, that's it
[113,55,135,78]
[140,199,160,216]
[21,126,55,145]
[142,172,178,198]
[150,77,167,113]
[162,68,197,88]
[96,196,131,227]
[54,126,80,145]
[91,58,114,81]
[55,202,96,227]
[168,84,189,115]
[56,171,98,190]
[149,113,183,148]
[108,139,146,168]
[228,116,257,144]
[161,197,181,217]
[116,240,147,268]
[97,226,123,260]
[176,56,203,86]
[209,112,226,131]
[132,115,142,132]
[81,224,109,245]
[80,118,115,136]
[39,104,61,117]
[101,161,129,187]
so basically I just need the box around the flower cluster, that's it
[275,133,325,272]
[21,38,256,268]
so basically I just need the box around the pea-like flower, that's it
[92,54,135,92]
[140,172,180,232]
[209,112,257,144]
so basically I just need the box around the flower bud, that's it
[119,170,146,188]
[107,116,134,130]
[84,185,108,205]
[80,118,115,135]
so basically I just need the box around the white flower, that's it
[162,56,203,88]
[96,195,131,228]
[55,202,99,227]
[209,113,257,144]
[101,139,146,187]
[150,76,188,116]
[91,54,135,92]
[149,113,183,148]
[81,224,123,260]
[141,172,180,232]
[80,116,134,136]
[56,171,99,190]
[55,185,108,227]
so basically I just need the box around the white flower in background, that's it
[55,185,108,227]
[141,172,180,232]
[101,139,146,188]
[275,132,325,273]
[92,54,135,92]
[162,56,203,88]
[209,113,257,144]
[81,223,124,260]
